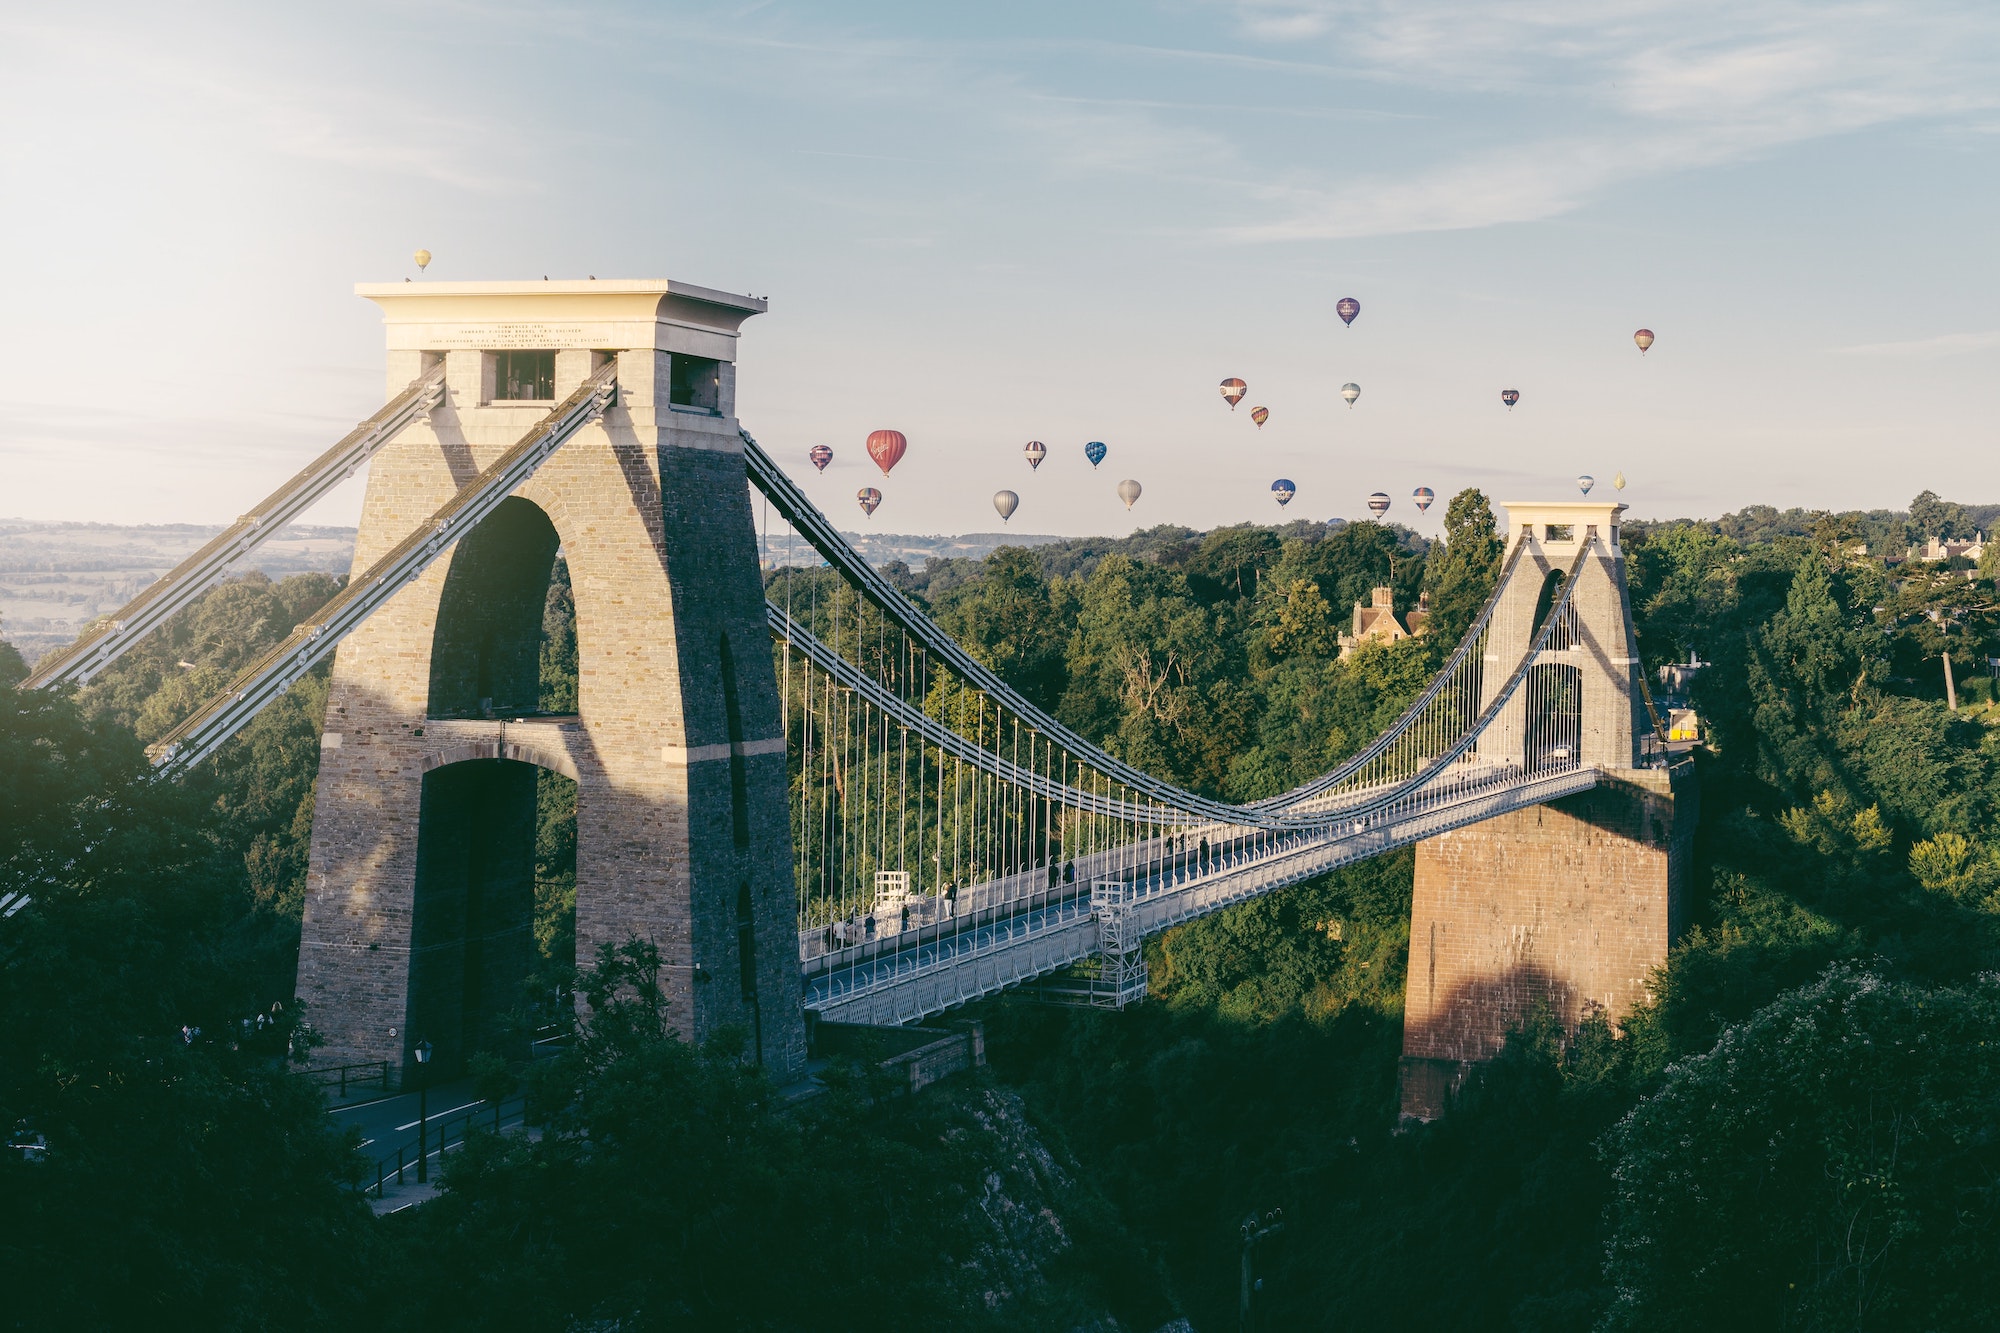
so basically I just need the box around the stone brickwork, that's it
[1400,501,1695,1121]
[296,281,805,1085]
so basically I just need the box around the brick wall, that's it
[1398,761,1696,1120]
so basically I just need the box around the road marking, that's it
[396,1098,483,1131]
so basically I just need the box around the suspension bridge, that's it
[25,277,1693,1115]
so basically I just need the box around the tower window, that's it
[494,350,555,401]
[669,354,721,413]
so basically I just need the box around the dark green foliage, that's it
[0,680,372,1330]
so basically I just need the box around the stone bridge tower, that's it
[1400,501,1697,1120]
[297,279,805,1085]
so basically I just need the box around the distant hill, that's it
[0,519,358,664]
[762,530,1067,568]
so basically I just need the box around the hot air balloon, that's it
[1250,406,1270,428]
[1023,440,1046,471]
[993,490,1019,522]
[1501,389,1519,410]
[1577,474,1595,495]
[1367,492,1391,518]
[1336,297,1360,327]
[1117,479,1143,511]
[866,429,907,477]
[857,487,882,517]
[1633,329,1654,354]
[1272,479,1296,508]
[1084,440,1107,469]
[808,445,833,472]
[1413,486,1435,513]
[414,249,431,271]
[1341,383,1361,408]
[1613,471,1627,491]
[1220,378,1247,410]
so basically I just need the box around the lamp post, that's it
[413,1040,433,1184]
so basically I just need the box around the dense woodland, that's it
[4,488,2000,1330]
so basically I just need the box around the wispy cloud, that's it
[1833,331,2000,358]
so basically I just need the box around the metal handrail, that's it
[364,1091,529,1198]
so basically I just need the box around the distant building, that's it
[1338,588,1426,659]
[1910,533,1986,564]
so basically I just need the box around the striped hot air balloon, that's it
[1272,479,1296,508]
[857,487,882,517]
[866,429,907,476]
[1633,329,1654,354]
[1250,406,1270,428]
[1412,486,1435,513]
[1341,383,1361,408]
[809,444,833,472]
[1367,492,1391,517]
[1220,378,1247,409]
[1023,440,1046,471]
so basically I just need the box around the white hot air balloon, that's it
[1340,382,1361,408]
[993,490,1019,522]
[1117,479,1143,511]
[1577,474,1596,495]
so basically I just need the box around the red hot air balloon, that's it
[866,429,907,476]
[857,487,882,517]
[809,444,833,472]
[1367,491,1391,518]
[1501,389,1519,410]
[1023,440,1047,471]
[1336,297,1360,327]
[1250,406,1270,428]
[1633,329,1655,354]
[1220,378,1247,410]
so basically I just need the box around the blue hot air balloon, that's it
[1412,486,1435,513]
[1084,440,1107,468]
[1272,479,1296,508]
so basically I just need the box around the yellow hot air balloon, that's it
[414,249,432,271]
[1613,471,1627,491]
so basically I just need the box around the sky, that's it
[3,1,1998,539]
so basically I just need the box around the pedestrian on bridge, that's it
[865,914,876,940]
[900,904,910,933]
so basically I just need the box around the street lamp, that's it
[413,1040,433,1184]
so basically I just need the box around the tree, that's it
[1602,967,2000,1331]
[1421,489,1503,649]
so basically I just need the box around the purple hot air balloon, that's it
[809,444,833,472]
[857,487,882,517]
[1084,440,1108,468]
[1336,297,1360,327]
[1272,479,1296,508]
[1412,486,1435,513]
[1367,491,1391,518]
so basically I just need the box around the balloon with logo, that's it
[1272,479,1295,508]
[1336,297,1360,326]
[808,444,833,472]
[1022,440,1046,471]
[1367,491,1391,518]
[1084,440,1108,469]
[1633,329,1654,354]
[1577,474,1595,495]
[1412,486,1435,513]
[866,429,907,477]
[993,490,1019,522]
[1501,388,1519,410]
[1341,382,1361,408]
[1220,378,1247,410]
[857,487,882,517]
[1117,479,1143,511]
[1250,406,1270,428]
